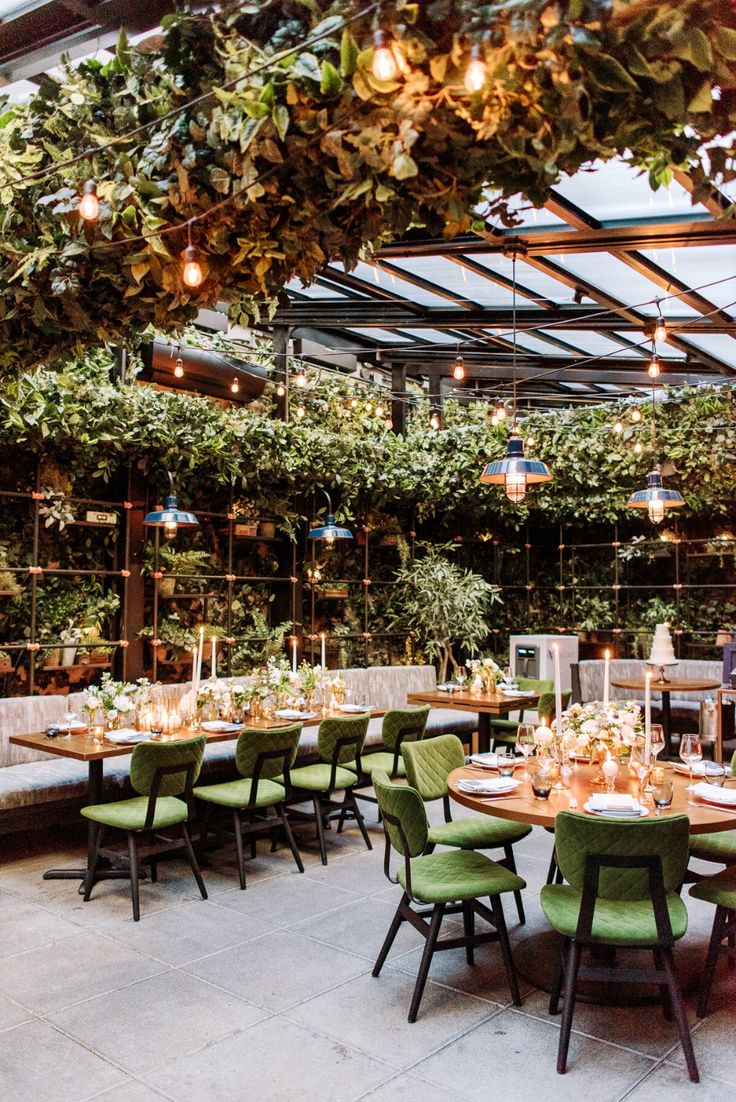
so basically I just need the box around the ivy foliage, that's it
[0,355,735,528]
[0,0,734,370]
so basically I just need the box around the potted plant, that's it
[0,547,20,598]
[139,614,197,663]
[388,544,502,683]
[232,496,260,537]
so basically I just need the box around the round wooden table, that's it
[449,762,736,1003]
[610,676,721,757]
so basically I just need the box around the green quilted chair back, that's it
[130,736,206,797]
[402,734,465,802]
[537,688,572,724]
[730,750,736,774]
[555,811,690,900]
[516,677,554,694]
[236,723,302,780]
[373,770,428,858]
[381,706,430,751]
[317,713,370,765]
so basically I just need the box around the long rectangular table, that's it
[406,689,540,753]
[10,710,384,883]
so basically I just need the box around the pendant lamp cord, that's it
[511,253,518,431]
[651,378,657,465]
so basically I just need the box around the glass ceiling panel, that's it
[537,329,636,356]
[676,334,736,368]
[464,253,574,304]
[554,253,699,316]
[613,332,685,358]
[639,247,736,315]
[347,327,410,344]
[509,332,568,356]
[336,261,449,307]
[387,257,517,307]
[286,279,348,300]
[399,328,459,344]
[553,159,708,220]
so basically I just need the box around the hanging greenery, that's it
[0,0,734,371]
[0,354,735,526]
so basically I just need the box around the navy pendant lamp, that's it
[480,254,552,502]
[143,471,199,539]
[627,385,684,524]
[307,490,353,544]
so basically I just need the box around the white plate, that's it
[583,801,648,818]
[674,761,710,777]
[691,785,736,809]
[201,721,243,733]
[337,704,373,713]
[104,729,152,744]
[274,709,316,720]
[457,778,521,796]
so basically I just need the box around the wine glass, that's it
[455,668,467,691]
[515,724,536,777]
[650,723,665,761]
[679,733,703,787]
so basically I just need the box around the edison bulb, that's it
[453,355,465,381]
[78,181,99,222]
[634,441,643,453]
[372,29,398,80]
[296,403,305,419]
[505,472,527,503]
[429,412,440,430]
[231,377,239,394]
[495,401,507,421]
[295,369,307,389]
[648,355,660,379]
[276,382,286,397]
[631,407,642,423]
[654,319,667,343]
[182,245,204,289]
[613,419,623,434]
[464,45,487,93]
[174,357,184,379]
[164,520,178,539]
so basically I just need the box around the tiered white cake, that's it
[649,623,677,667]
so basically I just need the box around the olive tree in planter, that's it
[389,545,501,682]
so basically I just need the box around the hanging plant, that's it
[0,0,733,371]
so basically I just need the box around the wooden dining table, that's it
[449,760,736,1003]
[610,676,722,758]
[407,688,541,753]
[10,709,384,884]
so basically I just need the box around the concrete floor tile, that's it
[300,850,395,896]
[0,1019,126,1100]
[144,1015,394,1102]
[93,1083,177,1102]
[290,896,428,961]
[210,870,360,925]
[665,1003,736,1083]
[287,969,501,1070]
[359,1072,468,1102]
[625,1061,734,1099]
[390,933,534,1005]
[185,927,370,1011]
[410,1008,655,1102]
[48,969,268,1074]
[108,899,274,965]
[0,992,33,1031]
[0,891,83,958]
[0,931,165,1014]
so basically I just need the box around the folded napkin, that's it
[337,704,372,713]
[275,709,315,720]
[469,752,523,769]
[201,720,242,733]
[104,729,151,744]
[500,689,536,698]
[457,777,520,796]
[691,782,736,805]
[674,761,709,777]
[587,794,641,815]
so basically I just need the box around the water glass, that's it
[703,761,727,787]
[496,750,516,778]
[530,761,553,800]
[679,733,703,786]
[651,762,674,816]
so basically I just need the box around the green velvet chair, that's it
[689,866,736,1017]
[193,723,304,890]
[688,751,736,870]
[542,811,698,1082]
[353,705,430,814]
[284,713,372,865]
[488,677,554,747]
[372,769,525,1022]
[401,734,531,924]
[82,735,207,922]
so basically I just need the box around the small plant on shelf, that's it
[139,614,197,662]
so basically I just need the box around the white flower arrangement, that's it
[85,672,149,721]
[561,700,643,757]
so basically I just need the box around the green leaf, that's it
[714,26,736,60]
[586,54,640,92]
[272,104,289,142]
[320,60,342,96]
[340,29,358,78]
[688,80,712,113]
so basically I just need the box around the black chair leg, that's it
[182,822,208,901]
[83,823,103,902]
[653,948,673,1021]
[557,940,581,1074]
[313,797,328,865]
[661,948,699,1083]
[233,810,247,890]
[149,860,158,884]
[350,791,373,852]
[127,832,141,922]
[727,911,736,974]
[491,894,521,1006]
[502,843,525,925]
[698,905,728,1019]
[546,848,559,886]
[463,902,475,965]
[279,804,304,874]
[548,938,566,1015]
[409,903,444,1023]
[373,895,407,977]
